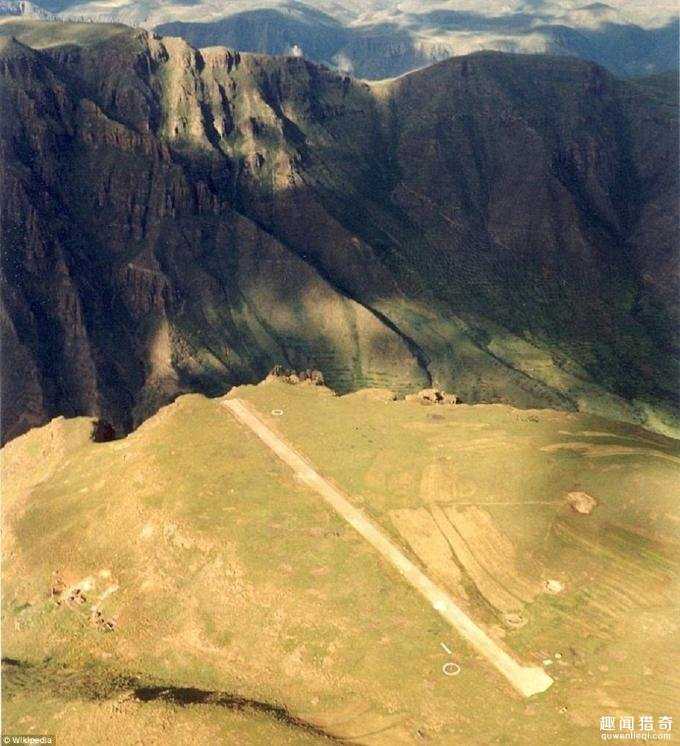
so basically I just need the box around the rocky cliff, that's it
[0,19,677,441]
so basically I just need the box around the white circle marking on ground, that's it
[443,662,461,676]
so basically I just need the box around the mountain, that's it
[155,5,679,80]
[154,6,446,81]
[0,18,678,443]
[0,0,55,19]
[3,381,679,742]
[3,1,678,79]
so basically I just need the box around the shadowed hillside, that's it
[0,19,678,441]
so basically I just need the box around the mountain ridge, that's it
[1,19,678,442]
[3,0,678,79]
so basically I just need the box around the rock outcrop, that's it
[567,491,598,515]
[406,389,460,406]
[264,366,326,387]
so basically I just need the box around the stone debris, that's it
[51,570,66,604]
[265,365,325,387]
[90,607,118,632]
[566,491,597,515]
[405,388,460,406]
[67,587,87,606]
[51,570,119,632]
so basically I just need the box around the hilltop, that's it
[3,383,679,742]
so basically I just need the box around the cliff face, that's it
[0,19,677,441]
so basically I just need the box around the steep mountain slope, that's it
[0,19,677,442]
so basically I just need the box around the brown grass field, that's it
[2,381,678,743]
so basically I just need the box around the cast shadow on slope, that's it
[2,658,343,742]
[0,23,677,441]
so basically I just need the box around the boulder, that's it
[544,579,564,594]
[418,388,444,403]
[566,491,597,515]
[309,369,325,386]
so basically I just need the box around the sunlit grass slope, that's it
[2,384,679,743]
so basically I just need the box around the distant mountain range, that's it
[1,1,677,79]
[1,18,678,442]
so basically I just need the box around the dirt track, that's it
[221,398,553,698]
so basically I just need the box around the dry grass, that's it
[3,384,679,744]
